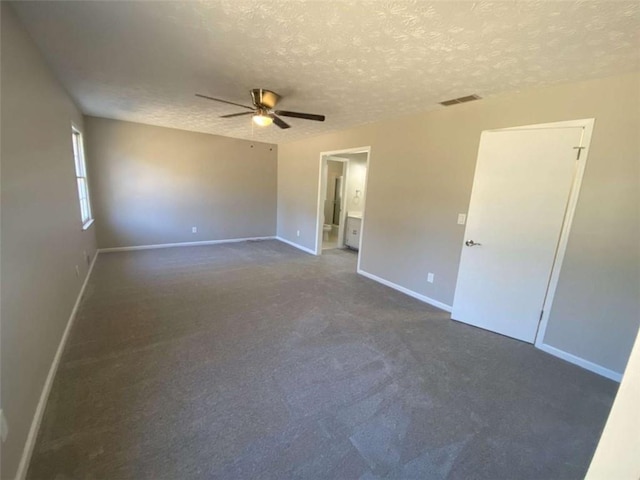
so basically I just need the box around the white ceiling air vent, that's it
[440,94,482,106]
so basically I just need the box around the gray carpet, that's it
[27,240,617,479]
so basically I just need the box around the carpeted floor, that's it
[27,240,617,479]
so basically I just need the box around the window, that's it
[71,127,93,229]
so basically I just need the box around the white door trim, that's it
[535,118,595,348]
[336,168,348,249]
[324,156,349,249]
[482,118,595,346]
[315,146,371,263]
[530,119,594,346]
[356,151,371,273]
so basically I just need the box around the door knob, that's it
[465,240,481,247]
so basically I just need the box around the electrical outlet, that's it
[75,265,80,278]
[192,227,197,233]
[457,213,467,225]
[427,272,434,283]
[0,409,7,442]
[296,230,300,237]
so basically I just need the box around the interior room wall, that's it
[84,117,278,249]
[277,72,640,376]
[0,4,98,478]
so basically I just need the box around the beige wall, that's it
[84,117,278,249]
[0,4,98,478]
[277,73,640,375]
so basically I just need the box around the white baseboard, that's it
[98,236,276,253]
[357,268,621,382]
[537,343,622,382]
[15,251,99,480]
[276,236,317,255]
[357,268,453,313]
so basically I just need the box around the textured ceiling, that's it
[12,1,640,145]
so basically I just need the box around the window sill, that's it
[82,219,95,231]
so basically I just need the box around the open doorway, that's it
[322,158,347,250]
[315,147,370,263]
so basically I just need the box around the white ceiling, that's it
[13,1,640,145]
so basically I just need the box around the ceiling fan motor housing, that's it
[251,89,280,109]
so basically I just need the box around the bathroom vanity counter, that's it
[345,215,362,250]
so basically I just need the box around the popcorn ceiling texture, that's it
[13,1,640,144]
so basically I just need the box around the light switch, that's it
[457,213,466,225]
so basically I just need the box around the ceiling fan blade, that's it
[195,94,254,110]
[220,111,254,118]
[274,110,325,122]
[271,114,291,129]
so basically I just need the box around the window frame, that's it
[71,125,94,230]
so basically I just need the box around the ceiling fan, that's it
[195,89,325,129]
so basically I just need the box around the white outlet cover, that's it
[296,230,300,237]
[457,213,467,225]
[192,227,197,233]
[427,273,434,283]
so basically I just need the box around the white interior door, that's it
[452,125,584,343]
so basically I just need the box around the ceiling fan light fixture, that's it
[252,110,273,127]
[196,90,325,130]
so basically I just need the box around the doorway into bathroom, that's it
[315,147,370,264]
[322,159,347,250]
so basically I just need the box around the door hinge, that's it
[539,310,544,321]
[573,146,586,160]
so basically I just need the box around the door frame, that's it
[315,146,371,266]
[472,118,594,346]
